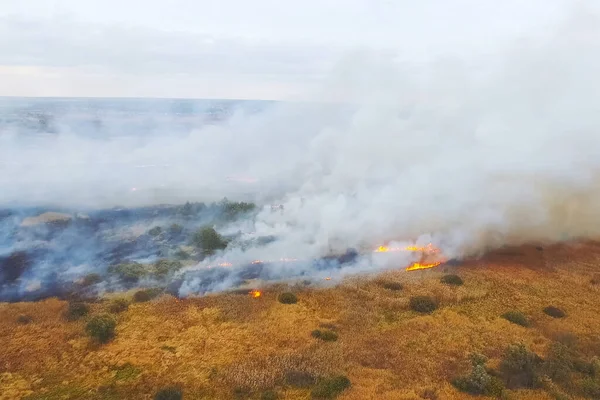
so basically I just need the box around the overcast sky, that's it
[0,0,585,99]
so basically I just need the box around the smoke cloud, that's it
[1,6,600,298]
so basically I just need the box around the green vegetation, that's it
[277,292,298,304]
[86,314,117,344]
[154,386,183,400]
[192,226,229,255]
[133,288,163,303]
[16,314,33,324]
[168,223,184,236]
[81,273,102,287]
[177,201,206,218]
[221,198,257,220]
[500,343,543,389]
[380,281,403,291]
[154,259,183,278]
[544,306,566,318]
[285,371,317,388]
[148,226,163,237]
[311,329,338,342]
[113,363,141,381]
[65,301,89,321]
[409,295,438,314]
[440,274,464,286]
[174,249,191,260]
[108,298,129,313]
[501,310,530,327]
[260,390,279,400]
[452,353,504,396]
[108,262,148,282]
[311,376,351,399]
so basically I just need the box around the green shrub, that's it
[544,306,566,318]
[85,314,117,344]
[278,292,298,304]
[580,377,600,399]
[17,314,33,324]
[311,329,338,342]
[65,301,89,321]
[221,199,256,220]
[285,370,317,388]
[148,226,163,237]
[261,390,279,400]
[168,224,184,236]
[543,343,574,384]
[500,343,543,389]
[380,281,403,291]
[133,288,163,303]
[192,226,228,255]
[470,353,488,367]
[81,273,102,287]
[113,363,141,381]
[440,274,463,286]
[409,296,438,314]
[451,355,505,397]
[154,386,183,400]
[108,262,148,282]
[174,249,191,260]
[311,376,351,399]
[154,259,183,278]
[501,310,530,327]
[108,298,129,313]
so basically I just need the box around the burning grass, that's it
[0,242,600,399]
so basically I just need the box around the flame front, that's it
[250,290,262,298]
[374,242,446,272]
[406,261,443,271]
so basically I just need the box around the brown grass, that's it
[0,242,599,399]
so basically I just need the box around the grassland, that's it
[1,242,599,399]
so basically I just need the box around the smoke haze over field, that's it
[1,3,600,297]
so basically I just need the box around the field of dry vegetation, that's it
[1,242,599,400]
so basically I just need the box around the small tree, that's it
[154,386,183,400]
[500,343,543,389]
[278,292,298,304]
[440,274,463,286]
[192,226,228,255]
[86,314,117,344]
[409,296,438,314]
[543,306,566,318]
[311,376,351,399]
[501,311,530,327]
[65,301,89,321]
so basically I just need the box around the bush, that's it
[174,249,191,260]
[580,378,600,399]
[81,273,102,287]
[500,343,543,389]
[148,226,163,237]
[108,298,129,313]
[311,376,351,399]
[544,306,566,318]
[278,292,298,304]
[108,262,148,282]
[452,354,504,397]
[285,370,317,388]
[85,314,117,344]
[17,314,33,324]
[133,288,163,303]
[154,259,183,278]
[311,329,338,342]
[65,301,89,321]
[502,310,530,327]
[168,224,184,236]
[543,343,573,384]
[154,386,183,400]
[221,199,257,220]
[440,274,464,286]
[261,390,279,400]
[380,281,403,291]
[409,296,438,314]
[192,226,228,255]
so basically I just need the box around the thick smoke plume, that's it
[1,7,600,299]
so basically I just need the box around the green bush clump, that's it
[192,226,228,255]
[285,370,317,388]
[81,273,102,287]
[500,343,543,389]
[17,314,33,324]
[108,262,148,282]
[542,343,574,384]
[409,296,438,314]
[65,301,90,321]
[452,353,505,397]
[501,310,530,327]
[108,298,129,313]
[154,386,183,400]
[544,306,566,318]
[581,377,600,398]
[311,376,351,399]
[154,259,183,278]
[278,292,298,304]
[174,249,191,260]
[260,390,279,400]
[440,274,464,286]
[311,329,338,342]
[221,198,256,220]
[380,281,403,291]
[133,288,163,303]
[85,314,117,344]
[148,226,163,237]
[168,224,184,236]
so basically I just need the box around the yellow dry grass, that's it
[0,242,599,399]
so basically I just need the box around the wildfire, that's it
[250,289,262,298]
[406,261,444,272]
[374,242,446,272]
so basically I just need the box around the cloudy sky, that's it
[0,0,584,99]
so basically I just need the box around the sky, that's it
[0,0,585,99]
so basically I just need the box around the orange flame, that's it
[406,261,443,272]
[374,242,446,272]
[250,290,262,298]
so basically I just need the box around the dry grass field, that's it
[1,242,599,399]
